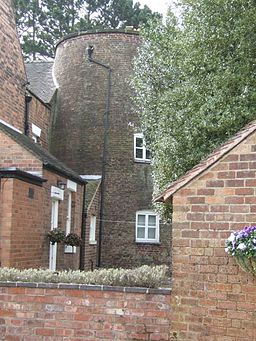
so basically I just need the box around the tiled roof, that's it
[26,61,56,103]
[0,122,84,184]
[155,120,256,202]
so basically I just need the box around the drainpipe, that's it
[86,45,112,268]
[79,183,87,270]
[24,92,32,136]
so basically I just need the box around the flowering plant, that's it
[225,226,256,275]
[47,228,66,245]
[64,233,83,247]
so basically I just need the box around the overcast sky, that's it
[136,0,171,16]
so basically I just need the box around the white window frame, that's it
[66,190,72,236]
[49,199,59,271]
[89,215,97,245]
[135,210,159,243]
[134,133,151,162]
[65,181,77,254]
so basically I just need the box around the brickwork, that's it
[0,0,26,131]
[0,283,170,340]
[0,169,83,270]
[51,31,171,268]
[41,169,83,271]
[169,132,256,340]
[0,130,43,173]
[0,178,13,268]
[27,93,51,149]
[84,182,101,271]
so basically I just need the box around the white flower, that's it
[225,247,229,253]
[227,233,236,242]
[237,243,246,251]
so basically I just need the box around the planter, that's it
[235,256,256,276]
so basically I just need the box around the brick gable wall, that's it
[0,0,27,131]
[170,132,256,340]
[27,94,51,149]
[0,130,42,173]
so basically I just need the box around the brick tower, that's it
[51,30,170,268]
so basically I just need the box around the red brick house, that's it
[0,0,85,271]
[156,121,256,340]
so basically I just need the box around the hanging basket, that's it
[64,233,83,247]
[47,228,65,245]
[235,256,256,276]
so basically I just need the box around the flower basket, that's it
[234,256,256,275]
[64,233,83,247]
[47,228,65,245]
[225,225,256,276]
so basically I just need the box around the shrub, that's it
[0,265,168,288]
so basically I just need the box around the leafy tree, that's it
[14,0,45,60]
[14,0,161,59]
[40,0,84,58]
[133,0,256,199]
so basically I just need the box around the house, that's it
[0,0,170,271]
[27,31,171,270]
[0,0,85,271]
[156,121,256,340]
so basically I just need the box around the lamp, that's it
[57,180,66,190]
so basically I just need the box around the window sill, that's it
[134,159,151,164]
[135,241,160,245]
[89,240,97,245]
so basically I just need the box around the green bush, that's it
[0,265,168,288]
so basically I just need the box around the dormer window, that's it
[134,133,151,162]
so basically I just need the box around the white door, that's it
[49,199,58,270]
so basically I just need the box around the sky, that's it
[136,0,171,17]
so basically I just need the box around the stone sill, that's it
[0,281,171,295]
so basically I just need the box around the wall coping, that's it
[55,29,140,50]
[0,281,171,295]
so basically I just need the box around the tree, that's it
[14,0,45,60]
[14,0,161,59]
[133,0,256,200]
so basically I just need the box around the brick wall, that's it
[42,169,84,271]
[0,130,43,173]
[0,178,13,268]
[0,0,26,131]
[27,93,51,149]
[0,283,170,340]
[51,31,171,269]
[0,169,83,270]
[84,182,101,271]
[170,132,256,340]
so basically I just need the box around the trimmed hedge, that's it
[0,265,168,288]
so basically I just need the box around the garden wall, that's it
[169,131,256,341]
[0,282,170,340]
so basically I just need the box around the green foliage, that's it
[64,232,83,246]
[133,0,256,208]
[13,0,161,59]
[0,265,168,288]
[46,228,66,244]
